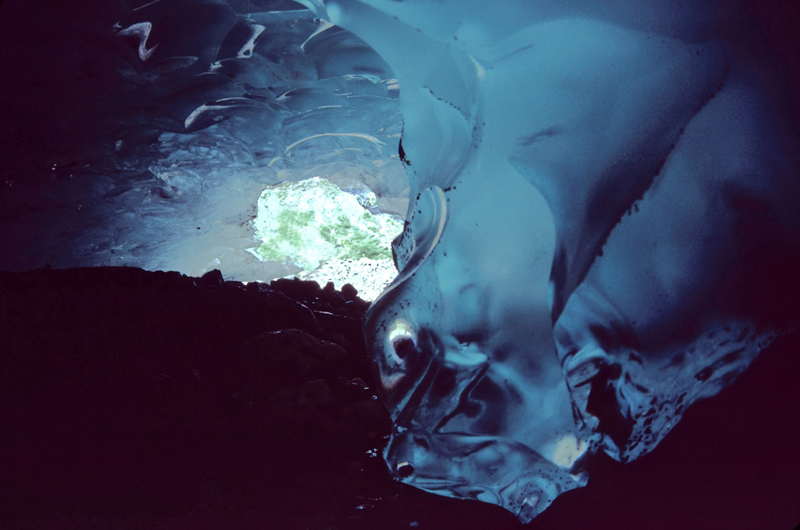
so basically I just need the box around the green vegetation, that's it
[318,215,393,261]
[250,177,401,269]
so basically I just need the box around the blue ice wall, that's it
[0,0,408,280]
[0,0,798,522]
[294,0,800,522]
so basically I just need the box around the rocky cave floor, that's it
[0,267,798,530]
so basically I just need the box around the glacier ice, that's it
[0,0,798,523]
[290,0,800,522]
[0,1,409,290]
[249,177,402,269]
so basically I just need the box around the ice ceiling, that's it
[1,0,799,524]
[0,0,409,291]
[306,0,800,522]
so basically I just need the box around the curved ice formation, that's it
[294,0,800,522]
[0,1,409,284]
[0,0,797,521]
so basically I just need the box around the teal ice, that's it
[294,0,799,522]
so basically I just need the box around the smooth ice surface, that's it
[292,0,800,522]
[0,0,408,287]
[1,0,798,523]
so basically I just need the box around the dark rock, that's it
[0,266,798,530]
[199,268,225,286]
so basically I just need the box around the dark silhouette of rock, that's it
[0,267,797,530]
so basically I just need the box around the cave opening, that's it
[0,0,409,301]
[2,0,800,527]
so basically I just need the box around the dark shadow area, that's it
[1,0,799,528]
[0,266,797,529]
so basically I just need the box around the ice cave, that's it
[1,0,799,528]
